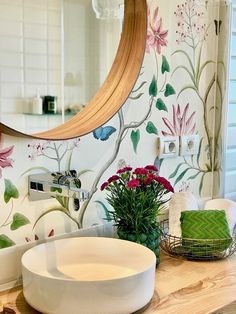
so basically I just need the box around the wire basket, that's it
[160,219,236,261]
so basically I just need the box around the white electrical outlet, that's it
[179,134,200,156]
[157,136,179,159]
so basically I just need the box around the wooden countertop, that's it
[144,253,236,314]
[1,253,236,314]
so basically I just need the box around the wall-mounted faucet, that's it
[28,170,89,208]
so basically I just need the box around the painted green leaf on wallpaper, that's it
[0,234,15,248]
[77,169,93,178]
[55,196,70,210]
[95,200,112,221]
[156,98,168,112]
[4,179,19,203]
[131,130,140,153]
[177,85,197,99]
[164,84,176,97]
[131,81,147,93]
[169,163,185,179]
[10,213,30,230]
[174,168,191,186]
[197,60,215,85]
[197,137,204,167]
[129,93,144,100]
[33,207,80,229]
[172,49,195,75]
[199,173,206,196]
[161,56,170,74]
[20,166,50,178]
[154,156,164,172]
[187,171,201,181]
[172,65,195,85]
[146,121,158,135]
[149,76,157,97]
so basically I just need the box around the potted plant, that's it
[101,165,174,265]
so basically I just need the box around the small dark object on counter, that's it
[43,95,57,114]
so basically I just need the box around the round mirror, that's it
[0,0,147,140]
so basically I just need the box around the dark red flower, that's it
[133,168,148,175]
[108,175,120,183]
[117,166,132,174]
[143,173,158,185]
[145,165,158,172]
[127,179,140,188]
[101,181,109,191]
[155,176,174,192]
[143,177,152,185]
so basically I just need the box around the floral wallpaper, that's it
[0,0,229,252]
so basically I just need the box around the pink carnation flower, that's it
[155,176,174,193]
[108,175,120,183]
[117,166,132,174]
[127,179,140,189]
[145,165,158,172]
[144,173,159,185]
[133,168,148,175]
[143,177,152,185]
[101,181,109,191]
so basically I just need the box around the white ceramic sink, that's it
[21,237,156,314]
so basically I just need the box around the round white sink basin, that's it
[21,237,156,314]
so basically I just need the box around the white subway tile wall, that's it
[0,0,62,115]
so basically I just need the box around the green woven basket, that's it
[160,214,236,261]
[180,210,232,255]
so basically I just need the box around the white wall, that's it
[224,0,236,200]
[0,0,62,117]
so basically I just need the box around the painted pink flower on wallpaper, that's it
[28,138,80,171]
[0,134,14,178]
[174,0,207,46]
[170,0,225,195]
[162,103,196,136]
[146,4,168,54]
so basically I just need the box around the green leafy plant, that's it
[100,165,174,264]
[101,165,174,236]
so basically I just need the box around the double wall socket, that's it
[157,134,200,159]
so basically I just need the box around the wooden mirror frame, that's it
[0,0,147,140]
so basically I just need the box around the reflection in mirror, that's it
[64,0,122,115]
[0,0,122,134]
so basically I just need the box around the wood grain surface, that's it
[144,253,236,314]
[1,253,236,314]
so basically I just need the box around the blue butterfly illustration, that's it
[93,126,116,141]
